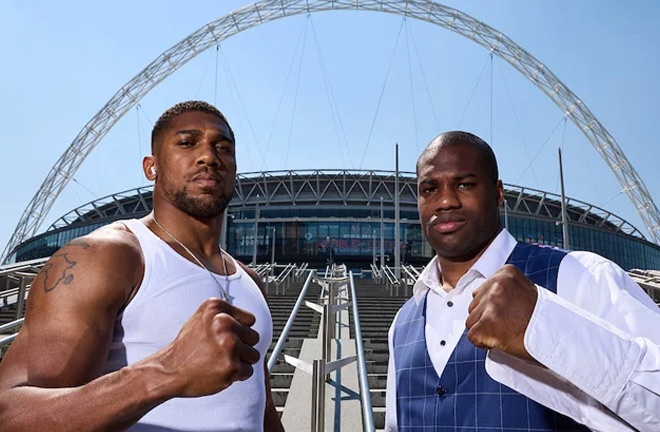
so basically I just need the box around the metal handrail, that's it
[294,262,309,277]
[400,265,419,283]
[369,263,382,279]
[0,333,18,348]
[267,269,316,372]
[405,264,421,278]
[256,264,268,276]
[381,265,400,286]
[0,318,24,334]
[0,257,48,276]
[0,318,24,349]
[274,263,296,284]
[349,271,376,432]
[0,287,20,301]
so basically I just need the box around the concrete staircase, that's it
[266,280,322,416]
[349,278,410,431]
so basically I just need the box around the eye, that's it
[457,182,476,190]
[215,142,234,155]
[420,186,436,195]
[178,140,194,148]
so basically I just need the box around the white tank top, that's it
[104,219,272,432]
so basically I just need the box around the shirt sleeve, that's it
[385,310,400,432]
[487,252,660,431]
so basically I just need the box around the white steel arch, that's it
[3,0,659,262]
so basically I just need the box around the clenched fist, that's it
[158,297,261,398]
[466,264,538,361]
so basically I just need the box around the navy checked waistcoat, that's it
[392,242,590,431]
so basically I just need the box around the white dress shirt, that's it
[385,229,660,432]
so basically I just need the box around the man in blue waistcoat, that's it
[385,131,660,431]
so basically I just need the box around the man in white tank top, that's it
[0,101,285,431]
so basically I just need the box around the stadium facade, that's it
[12,170,660,271]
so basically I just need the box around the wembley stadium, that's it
[12,169,660,271]
[3,2,660,430]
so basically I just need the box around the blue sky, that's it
[1,0,659,254]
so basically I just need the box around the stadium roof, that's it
[48,169,645,240]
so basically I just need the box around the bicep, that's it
[6,239,136,388]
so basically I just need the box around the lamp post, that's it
[380,197,384,268]
[271,227,276,265]
[252,194,260,265]
[326,235,333,265]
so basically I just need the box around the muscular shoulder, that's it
[85,220,143,254]
[2,223,145,388]
[30,221,144,312]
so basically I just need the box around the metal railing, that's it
[294,263,309,278]
[1,287,21,307]
[0,259,44,358]
[628,269,660,305]
[404,264,421,279]
[274,263,296,284]
[381,265,402,296]
[370,263,382,279]
[267,269,316,372]
[0,319,24,349]
[278,264,374,431]
[381,265,399,286]
[400,265,419,285]
[250,263,272,278]
[0,257,48,276]
[349,271,376,432]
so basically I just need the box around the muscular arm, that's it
[0,227,167,430]
[0,227,260,431]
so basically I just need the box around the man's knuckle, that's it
[214,314,236,333]
[490,282,505,297]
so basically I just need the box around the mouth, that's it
[429,215,467,234]
[191,171,223,188]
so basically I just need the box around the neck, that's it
[436,229,502,291]
[436,256,480,292]
[150,207,224,258]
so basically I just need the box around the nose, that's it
[195,143,222,168]
[435,184,460,210]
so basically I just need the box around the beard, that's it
[169,185,231,219]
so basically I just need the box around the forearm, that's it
[0,360,176,432]
[524,288,660,430]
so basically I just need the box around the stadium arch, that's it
[3,0,659,262]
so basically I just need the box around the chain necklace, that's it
[152,216,231,302]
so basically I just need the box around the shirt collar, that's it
[412,229,517,303]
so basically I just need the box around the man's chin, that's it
[173,195,229,219]
[432,241,477,262]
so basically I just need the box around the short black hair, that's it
[151,100,234,152]
[417,131,499,183]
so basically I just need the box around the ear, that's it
[495,179,504,207]
[143,156,157,181]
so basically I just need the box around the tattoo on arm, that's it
[42,241,90,293]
